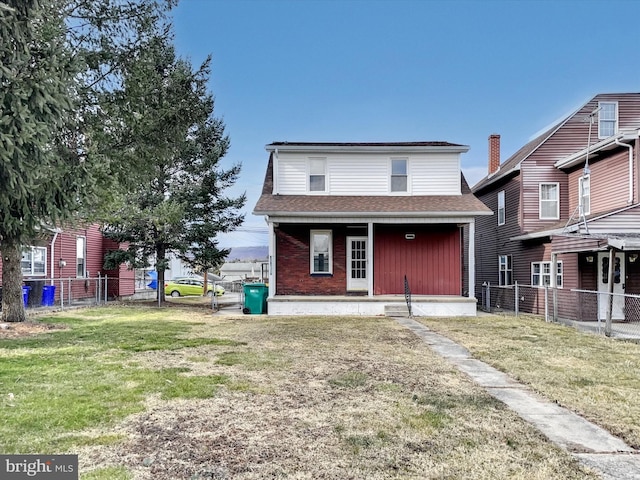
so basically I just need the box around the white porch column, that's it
[368,222,374,297]
[468,221,475,299]
[268,220,276,298]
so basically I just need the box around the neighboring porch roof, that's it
[551,233,640,254]
[254,152,492,219]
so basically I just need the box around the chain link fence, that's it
[480,282,640,338]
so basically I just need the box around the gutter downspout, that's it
[614,138,634,203]
[50,228,61,284]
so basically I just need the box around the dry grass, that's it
[70,310,595,479]
[418,312,640,450]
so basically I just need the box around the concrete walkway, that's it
[393,316,640,480]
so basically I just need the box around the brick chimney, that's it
[489,134,500,174]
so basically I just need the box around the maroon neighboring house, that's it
[253,141,492,316]
[0,224,134,306]
[473,93,640,321]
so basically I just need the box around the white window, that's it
[578,175,590,216]
[390,158,407,192]
[598,101,618,138]
[309,158,326,192]
[497,190,505,226]
[76,236,86,277]
[21,246,46,276]
[539,183,559,219]
[531,261,563,287]
[310,230,332,274]
[498,254,512,286]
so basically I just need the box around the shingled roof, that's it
[253,151,492,217]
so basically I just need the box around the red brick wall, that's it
[275,225,348,295]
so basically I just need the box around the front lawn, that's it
[1,307,596,479]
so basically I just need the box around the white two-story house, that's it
[253,141,492,316]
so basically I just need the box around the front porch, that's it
[267,295,477,317]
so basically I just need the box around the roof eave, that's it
[253,210,493,218]
[266,144,470,154]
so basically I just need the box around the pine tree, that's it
[103,35,245,303]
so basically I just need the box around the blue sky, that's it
[172,0,640,248]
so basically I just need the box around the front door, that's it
[347,236,367,291]
[598,251,626,320]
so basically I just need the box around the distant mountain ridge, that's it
[226,246,268,261]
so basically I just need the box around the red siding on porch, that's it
[374,225,461,295]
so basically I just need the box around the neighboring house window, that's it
[310,230,332,274]
[598,101,618,138]
[578,175,590,216]
[498,255,512,286]
[539,183,559,219]
[497,190,505,226]
[21,246,46,276]
[390,158,407,192]
[309,158,326,192]
[531,261,563,287]
[77,236,86,277]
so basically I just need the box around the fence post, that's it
[60,280,64,310]
[68,278,72,306]
[486,282,491,311]
[515,281,519,317]
[104,275,108,304]
[553,286,558,323]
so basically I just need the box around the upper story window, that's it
[497,190,505,226]
[21,246,46,276]
[498,254,512,286]
[598,101,618,138]
[77,236,87,278]
[308,158,326,192]
[578,175,590,216]
[310,230,332,274]
[390,158,407,192]
[539,183,559,220]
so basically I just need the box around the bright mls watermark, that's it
[1,455,78,479]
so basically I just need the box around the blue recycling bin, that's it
[22,286,31,307]
[41,285,56,306]
[147,271,158,290]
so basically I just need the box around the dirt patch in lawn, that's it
[0,321,68,339]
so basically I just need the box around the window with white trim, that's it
[578,175,590,216]
[598,101,618,138]
[539,183,559,219]
[309,158,326,192]
[531,261,563,287]
[498,254,512,286]
[21,246,46,276]
[497,190,505,225]
[310,230,332,274]
[76,236,86,277]
[390,158,407,192]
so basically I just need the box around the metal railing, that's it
[404,275,412,318]
[480,282,640,338]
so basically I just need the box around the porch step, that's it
[384,303,410,317]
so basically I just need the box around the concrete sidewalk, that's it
[393,316,640,480]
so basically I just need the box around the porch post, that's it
[468,220,475,299]
[268,220,276,299]
[605,247,616,337]
[368,222,374,297]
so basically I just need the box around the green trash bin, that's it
[243,283,268,314]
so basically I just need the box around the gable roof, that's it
[254,147,492,218]
[472,93,640,194]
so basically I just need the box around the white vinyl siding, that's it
[497,190,505,225]
[21,246,46,276]
[598,101,618,139]
[275,152,461,196]
[539,183,559,220]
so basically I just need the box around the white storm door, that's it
[347,236,368,291]
[598,252,625,320]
